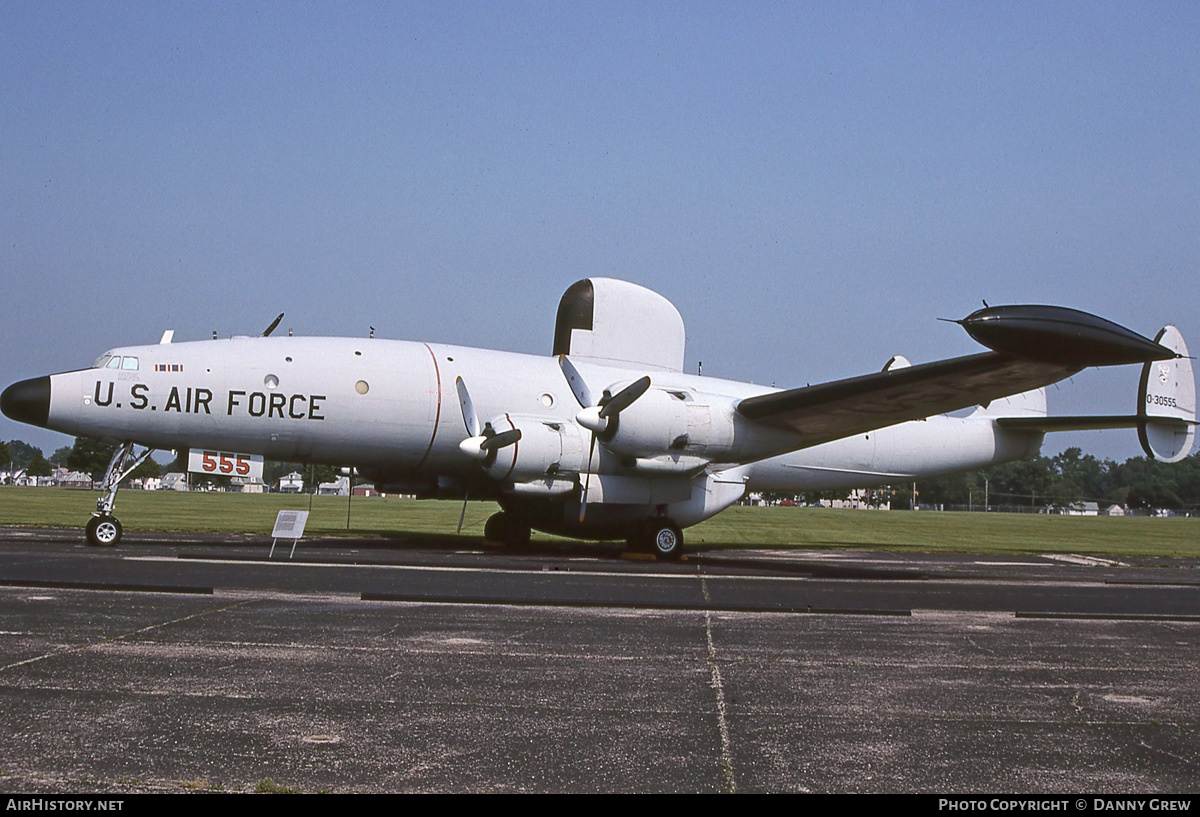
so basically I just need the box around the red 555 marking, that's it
[188,450,263,481]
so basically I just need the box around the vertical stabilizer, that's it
[1138,325,1195,463]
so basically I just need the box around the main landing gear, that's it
[481,509,684,559]
[628,517,684,560]
[85,441,156,547]
[483,511,532,548]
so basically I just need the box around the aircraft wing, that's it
[736,304,1184,452]
[736,352,1080,448]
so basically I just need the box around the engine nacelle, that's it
[483,414,584,483]
[600,389,738,459]
[600,388,686,457]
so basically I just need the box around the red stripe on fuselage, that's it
[415,343,441,470]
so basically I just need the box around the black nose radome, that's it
[1,376,51,428]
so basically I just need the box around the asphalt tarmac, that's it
[0,526,1197,793]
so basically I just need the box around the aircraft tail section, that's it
[1138,325,1195,463]
[994,325,1196,463]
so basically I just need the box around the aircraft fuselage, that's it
[20,335,1041,521]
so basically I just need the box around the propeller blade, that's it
[261,313,285,337]
[455,377,479,438]
[457,490,469,533]
[579,431,597,522]
[599,376,651,418]
[558,355,594,408]
[480,428,522,451]
[562,363,648,523]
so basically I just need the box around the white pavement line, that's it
[127,554,817,583]
[0,597,257,673]
[1042,554,1127,567]
[128,555,708,581]
[700,577,737,793]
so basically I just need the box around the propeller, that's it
[454,376,522,532]
[576,376,651,436]
[458,427,522,460]
[558,356,651,521]
[455,376,522,460]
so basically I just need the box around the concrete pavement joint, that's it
[0,596,259,674]
[701,576,737,793]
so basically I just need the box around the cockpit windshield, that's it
[93,353,138,370]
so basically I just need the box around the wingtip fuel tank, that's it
[960,305,1176,367]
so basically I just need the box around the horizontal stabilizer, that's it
[998,415,1143,433]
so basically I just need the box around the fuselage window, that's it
[121,356,139,370]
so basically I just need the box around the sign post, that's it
[269,510,310,559]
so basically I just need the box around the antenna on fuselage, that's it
[261,313,285,337]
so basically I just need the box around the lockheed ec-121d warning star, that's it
[2,278,1195,556]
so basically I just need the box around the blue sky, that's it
[3,1,1198,462]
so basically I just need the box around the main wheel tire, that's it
[86,515,122,547]
[505,519,531,548]
[647,519,683,560]
[483,512,532,547]
[483,512,508,543]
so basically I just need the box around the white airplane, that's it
[2,278,1195,556]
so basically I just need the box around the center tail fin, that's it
[971,387,1047,419]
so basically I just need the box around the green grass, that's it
[687,504,1200,558]
[0,486,1197,558]
[0,486,496,539]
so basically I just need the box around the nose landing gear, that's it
[85,441,156,547]
[85,515,123,547]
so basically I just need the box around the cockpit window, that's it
[96,355,138,370]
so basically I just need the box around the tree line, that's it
[2,438,342,491]
[6,437,1200,511]
[873,447,1200,512]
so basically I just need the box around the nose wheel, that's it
[85,515,122,547]
[84,441,154,548]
